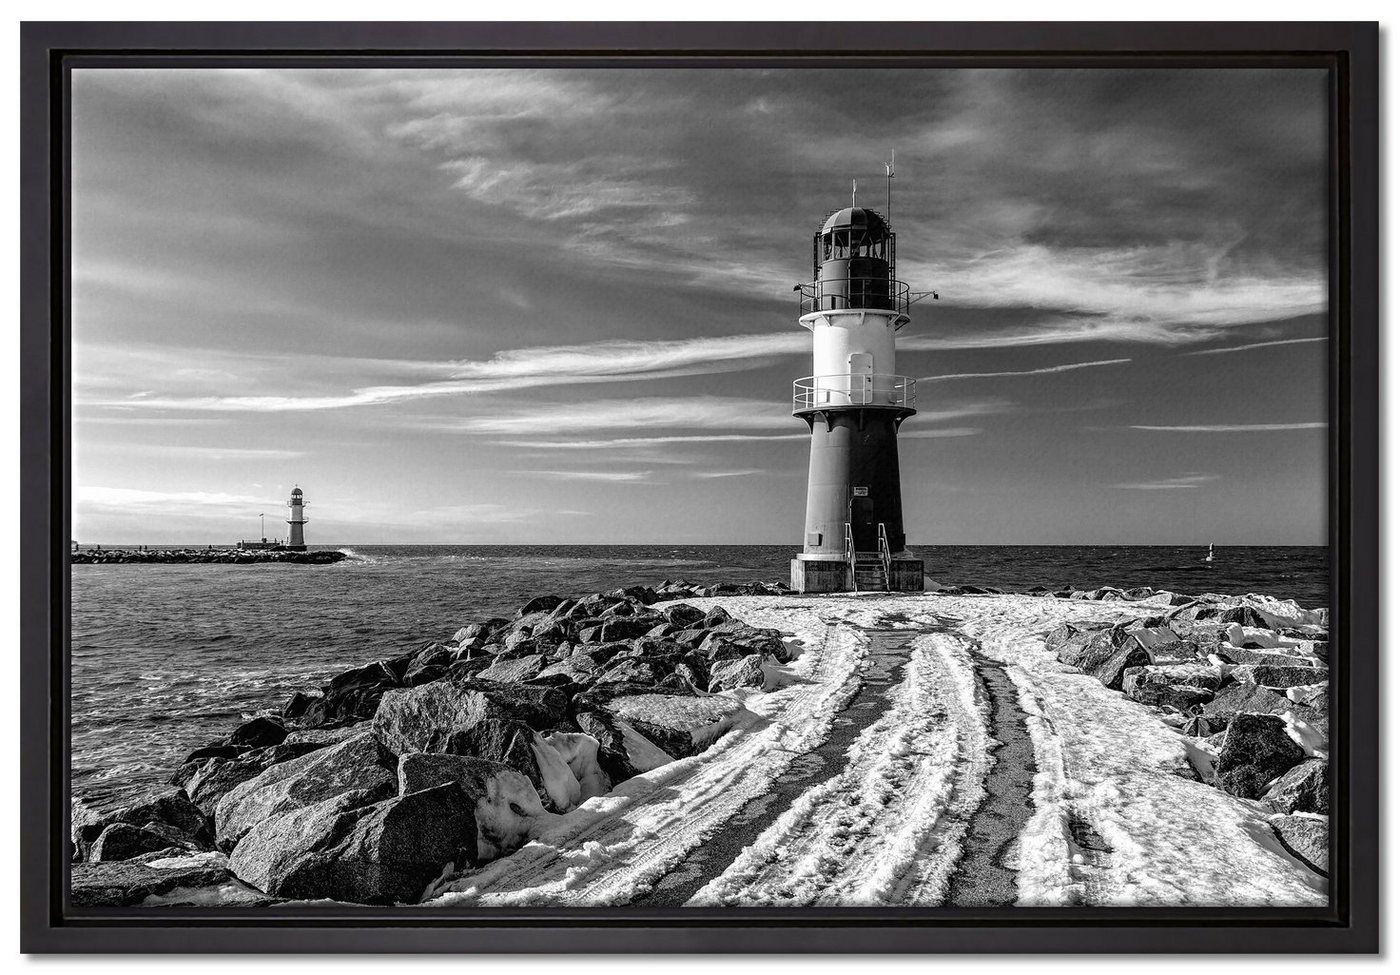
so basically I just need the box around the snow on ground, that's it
[689,630,990,906]
[425,592,1327,909]
[948,593,1327,907]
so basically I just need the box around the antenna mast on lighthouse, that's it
[885,150,895,225]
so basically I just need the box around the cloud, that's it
[494,433,812,449]
[899,427,984,439]
[524,470,653,482]
[915,241,1325,338]
[76,486,266,508]
[922,358,1131,382]
[692,469,766,479]
[122,445,307,462]
[85,334,806,413]
[456,396,790,435]
[1129,422,1326,432]
[1181,336,1327,356]
[1111,473,1221,490]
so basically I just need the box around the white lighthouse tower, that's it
[286,486,308,551]
[789,194,930,592]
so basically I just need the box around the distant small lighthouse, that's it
[789,195,928,592]
[286,486,308,551]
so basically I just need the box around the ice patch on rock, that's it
[475,764,557,862]
[529,731,582,812]
[543,731,612,801]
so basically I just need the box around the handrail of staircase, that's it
[844,521,855,589]
[877,523,893,588]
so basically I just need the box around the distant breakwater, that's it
[71,548,347,566]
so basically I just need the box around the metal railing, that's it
[793,374,916,412]
[797,277,910,317]
[877,523,893,590]
[844,521,856,590]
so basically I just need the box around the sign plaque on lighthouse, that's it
[789,194,928,593]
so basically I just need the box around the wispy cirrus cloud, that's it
[85,334,807,413]
[922,358,1131,382]
[692,469,766,479]
[523,470,653,483]
[457,396,786,435]
[76,486,266,508]
[493,433,811,450]
[1181,336,1327,356]
[1129,422,1326,432]
[1111,473,1220,490]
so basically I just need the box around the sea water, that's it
[70,544,1327,805]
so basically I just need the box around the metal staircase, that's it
[846,521,893,592]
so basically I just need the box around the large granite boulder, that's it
[214,732,396,847]
[372,678,566,755]
[594,657,669,687]
[662,603,707,628]
[396,753,550,862]
[708,654,768,693]
[174,741,332,816]
[1214,713,1306,799]
[403,644,454,686]
[1201,682,1292,720]
[1262,757,1329,815]
[1235,664,1329,689]
[529,656,598,689]
[1120,665,1218,713]
[596,692,746,757]
[227,716,288,749]
[517,594,566,617]
[476,654,548,684]
[229,783,474,904]
[70,851,233,907]
[298,660,402,727]
[283,725,365,748]
[89,822,181,862]
[1215,645,1325,668]
[575,710,676,784]
[1053,625,1151,689]
[1268,813,1328,876]
[111,787,212,845]
[576,616,661,644]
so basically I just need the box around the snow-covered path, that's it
[425,593,1327,909]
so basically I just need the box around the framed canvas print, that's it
[19,20,1379,954]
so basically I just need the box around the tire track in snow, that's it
[943,644,1038,906]
[663,623,996,907]
[637,627,923,906]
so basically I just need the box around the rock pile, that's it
[71,548,347,565]
[70,579,798,906]
[1046,594,1330,877]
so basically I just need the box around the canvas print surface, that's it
[69,66,1330,909]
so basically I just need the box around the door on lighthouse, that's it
[849,495,877,553]
[848,352,874,405]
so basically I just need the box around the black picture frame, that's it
[20,20,1379,954]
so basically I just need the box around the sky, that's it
[70,67,1330,545]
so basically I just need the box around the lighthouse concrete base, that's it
[790,557,925,593]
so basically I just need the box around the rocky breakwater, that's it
[71,548,347,565]
[1045,591,1330,878]
[70,578,797,906]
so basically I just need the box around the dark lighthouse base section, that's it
[790,406,924,593]
[789,557,924,593]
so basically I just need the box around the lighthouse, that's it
[286,486,308,551]
[789,201,927,592]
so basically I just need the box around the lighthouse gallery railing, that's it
[797,277,910,317]
[793,374,916,412]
